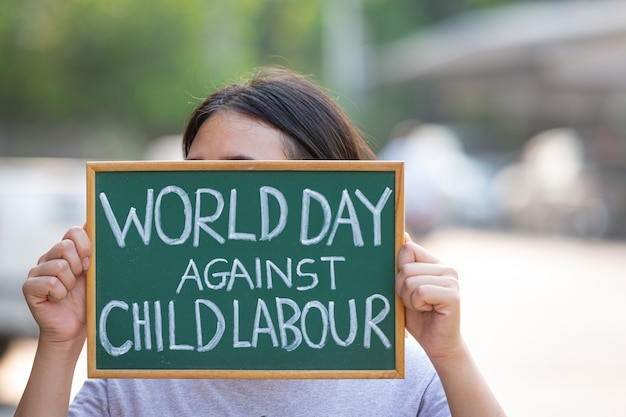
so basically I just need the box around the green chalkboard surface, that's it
[87,160,404,379]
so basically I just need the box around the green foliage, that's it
[0,0,324,153]
[203,0,322,83]
[0,0,521,157]
[4,0,213,132]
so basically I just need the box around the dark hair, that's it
[182,67,376,160]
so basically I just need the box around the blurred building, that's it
[374,1,626,238]
[376,1,626,129]
[492,128,609,237]
[379,122,496,236]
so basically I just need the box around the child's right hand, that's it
[22,226,91,349]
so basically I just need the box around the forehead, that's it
[186,111,289,161]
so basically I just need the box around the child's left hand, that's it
[395,233,463,361]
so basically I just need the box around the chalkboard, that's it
[86,160,405,379]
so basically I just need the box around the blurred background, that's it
[1,1,625,416]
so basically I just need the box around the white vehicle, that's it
[0,158,86,355]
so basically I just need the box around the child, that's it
[16,67,506,417]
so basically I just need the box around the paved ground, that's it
[1,227,625,416]
[423,228,626,417]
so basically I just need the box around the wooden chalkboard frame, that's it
[87,160,405,379]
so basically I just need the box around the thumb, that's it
[398,233,441,266]
[398,232,418,267]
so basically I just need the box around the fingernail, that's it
[82,257,90,270]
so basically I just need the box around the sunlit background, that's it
[1,1,625,416]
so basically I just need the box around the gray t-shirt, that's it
[69,336,450,417]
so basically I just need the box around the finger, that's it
[403,274,460,291]
[64,226,92,270]
[407,284,460,313]
[399,262,458,280]
[398,239,441,268]
[37,240,83,278]
[396,242,457,294]
[28,258,79,294]
[38,227,91,275]
[395,262,458,295]
[398,274,460,305]
[23,275,69,303]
